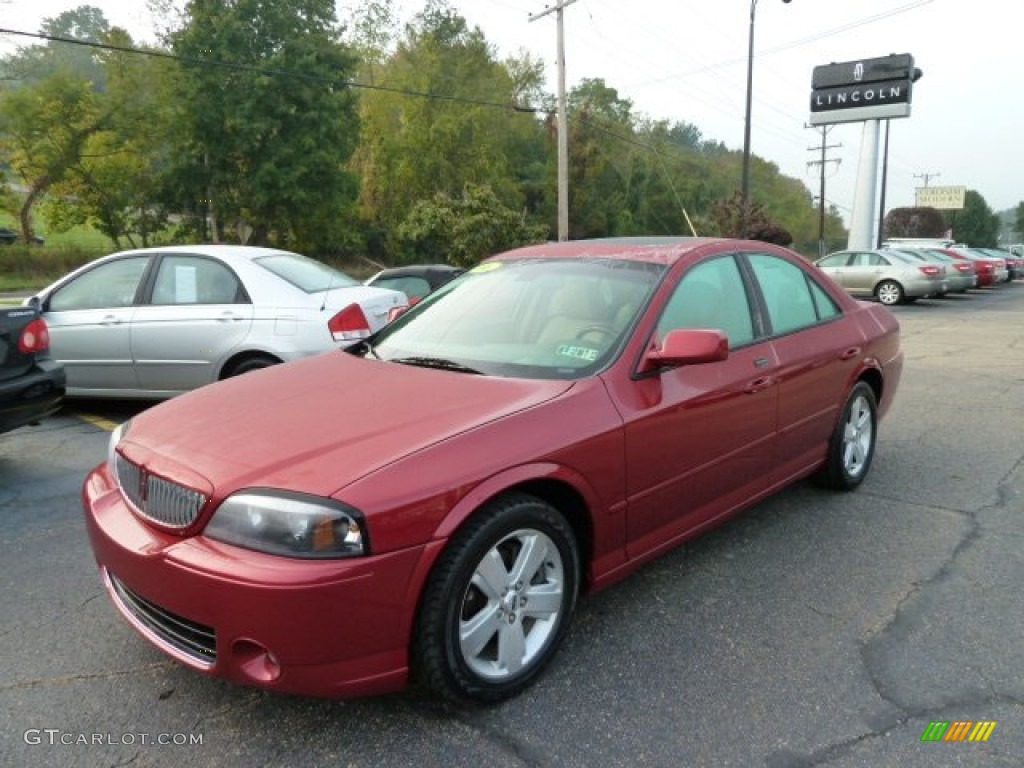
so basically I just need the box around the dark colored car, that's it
[364,264,466,302]
[0,227,45,245]
[84,237,903,703]
[0,306,66,434]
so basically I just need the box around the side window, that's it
[818,253,849,268]
[151,256,244,305]
[748,253,821,335]
[48,256,149,311]
[808,279,841,320]
[657,256,754,347]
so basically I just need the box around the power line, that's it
[0,27,541,114]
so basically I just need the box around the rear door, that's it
[131,254,254,392]
[42,255,150,391]
[744,252,863,482]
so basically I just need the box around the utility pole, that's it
[530,0,577,241]
[914,171,941,188]
[806,125,841,259]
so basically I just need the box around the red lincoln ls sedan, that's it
[83,237,903,703]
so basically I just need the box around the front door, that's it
[618,254,779,559]
[43,256,150,392]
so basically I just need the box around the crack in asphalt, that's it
[764,457,1024,767]
[0,661,175,691]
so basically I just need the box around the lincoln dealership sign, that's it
[809,53,919,126]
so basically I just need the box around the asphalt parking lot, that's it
[2,283,1022,767]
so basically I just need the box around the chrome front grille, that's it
[115,453,207,529]
[106,571,216,666]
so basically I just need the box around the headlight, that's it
[107,420,131,472]
[205,489,368,559]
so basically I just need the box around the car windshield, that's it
[254,252,359,293]
[368,258,664,380]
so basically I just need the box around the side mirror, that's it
[642,328,728,371]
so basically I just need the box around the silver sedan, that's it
[815,248,948,306]
[888,247,977,293]
[26,245,407,398]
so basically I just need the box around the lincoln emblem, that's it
[853,62,864,82]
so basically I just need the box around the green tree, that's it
[352,1,546,257]
[945,190,999,247]
[45,29,178,247]
[1014,202,1024,240]
[397,182,547,266]
[564,78,638,238]
[0,5,110,87]
[883,206,947,238]
[166,0,362,250]
[0,71,108,239]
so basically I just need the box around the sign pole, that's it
[848,119,880,250]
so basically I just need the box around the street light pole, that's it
[741,0,790,238]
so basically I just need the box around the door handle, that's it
[100,315,123,326]
[744,376,773,394]
[219,312,242,322]
[840,347,860,360]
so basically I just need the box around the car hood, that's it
[118,351,574,499]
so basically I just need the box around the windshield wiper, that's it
[391,356,483,375]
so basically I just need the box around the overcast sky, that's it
[2,0,1020,228]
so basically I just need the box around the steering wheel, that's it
[575,324,616,342]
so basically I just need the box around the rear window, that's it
[254,253,358,293]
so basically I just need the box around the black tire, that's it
[222,354,279,379]
[875,280,904,306]
[815,381,877,491]
[414,493,580,704]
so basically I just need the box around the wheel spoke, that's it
[472,548,509,601]
[496,620,527,674]
[460,607,502,659]
[508,532,548,586]
[522,582,563,618]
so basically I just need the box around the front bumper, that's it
[83,464,427,698]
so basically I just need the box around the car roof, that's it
[493,237,737,266]
[101,244,299,263]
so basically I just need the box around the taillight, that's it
[954,263,972,273]
[328,304,371,341]
[18,318,50,353]
[919,265,941,276]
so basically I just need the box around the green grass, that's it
[0,243,109,292]
[0,218,115,291]
[0,219,381,290]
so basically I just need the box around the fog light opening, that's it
[232,639,282,683]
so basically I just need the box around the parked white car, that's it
[26,245,406,398]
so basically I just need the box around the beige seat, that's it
[538,283,611,345]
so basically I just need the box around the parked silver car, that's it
[888,247,977,293]
[26,245,407,398]
[815,249,948,306]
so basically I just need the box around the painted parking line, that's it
[74,412,121,432]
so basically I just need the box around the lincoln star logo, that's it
[138,469,149,502]
[853,62,864,82]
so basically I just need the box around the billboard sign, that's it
[915,186,966,210]
[809,54,917,126]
